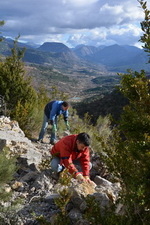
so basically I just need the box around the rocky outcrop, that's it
[0,116,43,167]
[0,116,122,225]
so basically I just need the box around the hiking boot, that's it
[37,139,44,143]
[50,140,56,145]
[51,171,60,180]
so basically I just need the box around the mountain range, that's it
[0,37,150,73]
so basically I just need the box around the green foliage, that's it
[0,20,5,42]
[38,158,51,171]
[54,169,72,225]
[83,195,133,225]
[51,211,70,225]
[0,147,23,224]
[0,148,18,223]
[83,195,127,225]
[0,37,39,135]
[0,39,37,108]
[0,148,16,187]
[119,70,150,140]
[12,100,35,135]
[34,215,51,225]
[101,70,150,224]
[0,37,57,137]
[58,168,73,186]
[83,195,102,224]
[139,0,150,60]
[29,85,50,137]
[73,89,128,124]
[0,20,5,26]
[78,70,150,225]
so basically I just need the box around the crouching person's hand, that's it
[76,173,85,183]
[84,176,97,187]
[84,176,92,183]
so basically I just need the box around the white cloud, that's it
[62,0,98,7]
[0,0,147,47]
[67,23,143,47]
[100,4,123,14]
[110,24,141,37]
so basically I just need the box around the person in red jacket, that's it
[50,132,93,183]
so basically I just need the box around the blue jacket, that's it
[44,101,68,121]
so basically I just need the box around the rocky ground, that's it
[0,116,122,225]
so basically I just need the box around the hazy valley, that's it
[0,38,150,102]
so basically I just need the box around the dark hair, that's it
[76,132,91,146]
[62,101,69,107]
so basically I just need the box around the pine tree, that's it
[0,37,37,109]
[0,149,16,201]
[0,20,5,42]
[139,0,150,61]
[0,148,18,224]
[0,37,38,135]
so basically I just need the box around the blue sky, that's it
[0,0,149,48]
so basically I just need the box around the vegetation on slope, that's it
[0,1,150,224]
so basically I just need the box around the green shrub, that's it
[0,148,18,223]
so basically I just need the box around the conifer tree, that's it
[0,149,17,224]
[0,37,37,109]
[139,0,150,60]
[0,20,5,42]
[0,37,38,134]
[0,149,16,201]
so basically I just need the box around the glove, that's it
[52,124,57,133]
[65,121,70,130]
[76,174,85,183]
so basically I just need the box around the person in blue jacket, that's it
[38,100,70,145]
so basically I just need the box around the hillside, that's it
[1,38,149,101]
[0,38,106,74]
[0,116,121,224]
[73,90,129,124]
[1,38,150,73]
[73,44,150,72]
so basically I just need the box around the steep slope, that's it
[0,116,120,224]
[73,90,129,124]
[73,45,98,58]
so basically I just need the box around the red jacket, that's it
[50,134,90,177]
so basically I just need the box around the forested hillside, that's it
[0,36,150,73]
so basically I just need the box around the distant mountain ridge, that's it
[38,42,70,53]
[84,44,143,66]
[0,38,149,72]
[74,44,150,72]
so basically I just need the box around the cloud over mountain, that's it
[0,0,149,47]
